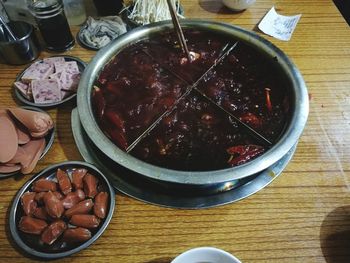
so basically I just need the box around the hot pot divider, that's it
[107,40,274,154]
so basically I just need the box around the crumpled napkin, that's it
[80,16,127,49]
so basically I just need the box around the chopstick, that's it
[166,0,191,62]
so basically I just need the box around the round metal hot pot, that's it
[77,19,309,190]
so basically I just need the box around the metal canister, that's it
[0,21,40,65]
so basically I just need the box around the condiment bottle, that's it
[27,0,74,51]
[92,0,123,16]
[63,0,86,25]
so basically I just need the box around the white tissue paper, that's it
[258,6,301,41]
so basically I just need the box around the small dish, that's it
[77,16,127,51]
[9,161,115,259]
[222,0,256,11]
[14,55,87,108]
[77,26,99,51]
[172,247,242,263]
[0,106,55,179]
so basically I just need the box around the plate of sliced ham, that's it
[14,56,87,108]
[0,106,55,178]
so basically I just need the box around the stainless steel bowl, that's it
[77,19,309,186]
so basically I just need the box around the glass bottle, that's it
[28,0,74,51]
[92,0,123,16]
[63,0,86,25]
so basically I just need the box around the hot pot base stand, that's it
[71,109,296,209]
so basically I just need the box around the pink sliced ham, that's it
[54,61,80,75]
[51,68,80,98]
[14,81,32,100]
[18,57,82,105]
[60,70,80,91]
[21,62,54,82]
[31,79,62,104]
[0,114,18,163]
[8,146,31,167]
[8,108,54,138]
[43,57,65,66]
[0,164,21,173]
[21,138,46,174]
[54,61,66,73]
[0,108,53,174]
[49,71,62,80]
[16,126,31,145]
[64,61,80,75]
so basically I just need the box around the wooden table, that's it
[1,0,350,262]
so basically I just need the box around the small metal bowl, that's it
[9,161,115,259]
[0,106,55,179]
[14,55,87,108]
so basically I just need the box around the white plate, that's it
[172,247,242,263]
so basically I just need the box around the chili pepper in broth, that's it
[227,145,265,166]
[265,87,272,112]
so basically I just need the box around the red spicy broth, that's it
[92,29,290,171]
[130,91,264,171]
[198,44,289,142]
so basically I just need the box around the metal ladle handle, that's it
[0,15,17,42]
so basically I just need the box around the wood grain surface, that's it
[1,0,350,262]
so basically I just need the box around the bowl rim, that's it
[171,247,241,263]
[9,160,115,259]
[77,19,309,185]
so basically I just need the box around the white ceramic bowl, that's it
[222,0,256,11]
[171,247,242,263]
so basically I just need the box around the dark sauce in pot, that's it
[92,30,290,171]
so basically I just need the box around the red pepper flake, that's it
[265,87,272,112]
[226,145,265,166]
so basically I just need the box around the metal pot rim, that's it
[77,19,309,185]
